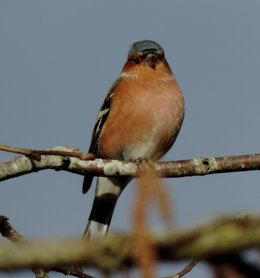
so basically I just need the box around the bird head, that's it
[125,40,165,70]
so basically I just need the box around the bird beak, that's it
[145,53,159,69]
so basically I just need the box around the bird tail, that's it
[83,176,130,238]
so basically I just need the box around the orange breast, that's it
[98,62,184,161]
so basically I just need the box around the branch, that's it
[0,146,260,182]
[164,259,200,278]
[51,267,95,278]
[0,216,93,278]
[0,144,95,161]
[0,216,49,278]
[0,215,260,271]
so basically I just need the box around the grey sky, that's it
[0,1,260,277]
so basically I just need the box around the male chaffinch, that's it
[82,40,184,238]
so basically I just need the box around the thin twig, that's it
[0,144,95,161]
[0,215,25,242]
[164,259,200,278]
[52,267,95,278]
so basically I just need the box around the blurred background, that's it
[0,1,259,277]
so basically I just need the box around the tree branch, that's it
[0,146,259,182]
[0,216,94,278]
[0,215,260,271]
[0,216,49,278]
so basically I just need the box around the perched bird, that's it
[82,40,184,238]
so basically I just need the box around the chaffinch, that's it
[83,40,184,238]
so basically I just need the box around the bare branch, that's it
[52,267,95,278]
[0,216,260,271]
[0,216,49,278]
[0,144,95,161]
[0,216,95,278]
[164,259,200,278]
[0,215,25,242]
[0,146,259,182]
[0,146,138,182]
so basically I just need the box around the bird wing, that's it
[82,78,121,194]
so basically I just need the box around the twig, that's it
[164,259,200,278]
[0,145,259,182]
[52,267,95,278]
[0,215,25,242]
[0,144,95,161]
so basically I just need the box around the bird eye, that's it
[133,58,140,64]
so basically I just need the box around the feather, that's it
[82,78,121,194]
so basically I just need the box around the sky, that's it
[0,1,260,277]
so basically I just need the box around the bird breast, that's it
[98,73,184,161]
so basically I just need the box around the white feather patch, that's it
[83,220,109,238]
[120,72,139,78]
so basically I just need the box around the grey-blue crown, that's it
[128,40,164,58]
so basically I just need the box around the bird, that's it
[82,40,184,238]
